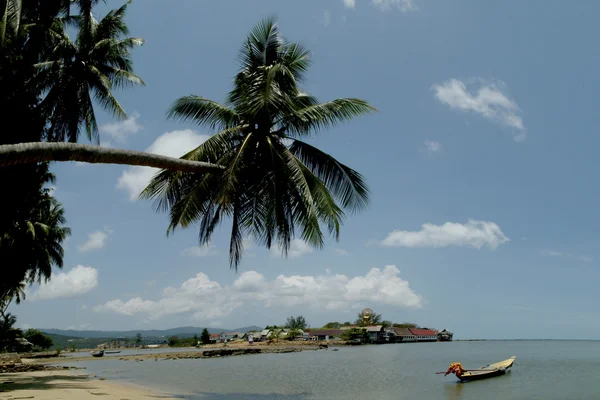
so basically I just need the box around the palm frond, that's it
[288,139,370,212]
[167,96,239,131]
[93,0,130,41]
[280,98,377,136]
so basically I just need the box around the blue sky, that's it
[11,0,600,340]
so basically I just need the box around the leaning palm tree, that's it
[142,16,376,269]
[38,0,144,143]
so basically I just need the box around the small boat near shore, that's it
[440,356,516,382]
[91,350,104,358]
[104,350,121,354]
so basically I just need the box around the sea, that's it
[66,340,600,400]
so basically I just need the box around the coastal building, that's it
[365,326,384,343]
[392,327,416,342]
[437,329,454,341]
[308,330,344,341]
[408,328,438,342]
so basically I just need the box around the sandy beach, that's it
[0,370,177,400]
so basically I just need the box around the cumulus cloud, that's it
[424,140,442,153]
[78,228,112,252]
[182,243,216,257]
[29,266,98,300]
[343,0,356,8]
[99,112,142,143]
[117,129,210,201]
[371,0,416,12]
[381,219,509,249]
[432,78,526,141]
[271,239,313,258]
[94,265,422,321]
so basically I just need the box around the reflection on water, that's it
[443,381,464,400]
[71,341,600,400]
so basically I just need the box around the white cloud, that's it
[29,266,98,301]
[541,250,593,263]
[371,0,416,12]
[94,265,422,321]
[271,239,313,258]
[381,219,509,249]
[117,129,210,201]
[334,248,350,256]
[424,140,442,153]
[78,228,112,252]
[343,0,356,8]
[432,78,526,141]
[99,112,142,143]
[182,243,216,257]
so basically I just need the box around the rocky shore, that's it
[1,363,80,373]
[23,342,343,365]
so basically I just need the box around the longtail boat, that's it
[440,356,516,382]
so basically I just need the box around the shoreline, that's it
[31,341,343,364]
[0,369,180,399]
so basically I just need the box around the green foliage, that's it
[141,16,376,270]
[355,310,382,327]
[200,328,210,345]
[342,321,352,326]
[341,327,366,342]
[285,329,302,341]
[0,0,141,320]
[167,336,178,346]
[168,335,198,347]
[285,315,307,330]
[323,321,341,329]
[135,332,142,344]
[393,322,418,328]
[0,313,21,352]
[24,328,53,350]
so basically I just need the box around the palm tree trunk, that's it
[0,142,224,173]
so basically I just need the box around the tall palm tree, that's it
[141,16,376,269]
[38,0,144,143]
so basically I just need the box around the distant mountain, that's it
[40,326,263,339]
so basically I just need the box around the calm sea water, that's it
[69,341,600,400]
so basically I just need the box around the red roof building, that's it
[409,328,437,336]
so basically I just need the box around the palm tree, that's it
[0,281,25,318]
[0,166,71,305]
[38,0,145,143]
[0,142,224,172]
[0,312,22,352]
[141,16,376,269]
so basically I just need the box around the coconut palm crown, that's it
[37,0,144,143]
[142,16,376,270]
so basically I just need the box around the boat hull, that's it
[458,369,506,382]
[454,356,516,382]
